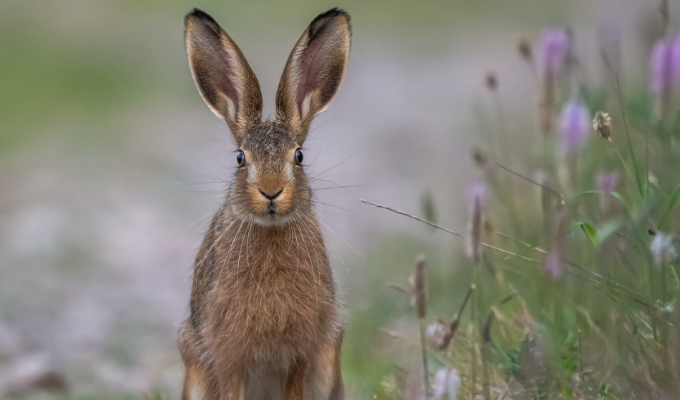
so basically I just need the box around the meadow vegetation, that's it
[3,1,680,399]
[358,3,680,399]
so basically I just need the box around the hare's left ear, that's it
[275,8,351,144]
[184,9,263,144]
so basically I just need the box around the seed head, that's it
[413,255,427,319]
[485,71,498,91]
[593,111,612,140]
[465,181,488,263]
[470,146,488,169]
[517,37,533,62]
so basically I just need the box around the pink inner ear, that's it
[191,23,240,116]
[211,36,240,114]
[295,26,329,115]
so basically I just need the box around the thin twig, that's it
[361,199,541,264]
[495,163,564,199]
[362,198,655,308]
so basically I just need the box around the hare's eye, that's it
[294,149,303,165]
[236,150,245,166]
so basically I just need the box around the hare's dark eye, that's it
[236,150,245,166]
[294,149,303,165]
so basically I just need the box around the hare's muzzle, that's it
[258,188,283,201]
[258,188,284,215]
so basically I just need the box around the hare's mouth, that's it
[254,210,295,227]
[244,185,297,226]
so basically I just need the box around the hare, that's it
[179,7,351,400]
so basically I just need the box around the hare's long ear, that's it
[275,8,351,144]
[184,9,263,143]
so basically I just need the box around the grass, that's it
[351,9,680,400]
[3,1,680,399]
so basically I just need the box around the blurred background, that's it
[1,0,678,398]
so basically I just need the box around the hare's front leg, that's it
[306,333,344,400]
[179,321,218,400]
[181,363,218,400]
[214,372,246,400]
[283,359,307,400]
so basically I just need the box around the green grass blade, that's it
[616,74,644,198]
[657,183,680,230]
[579,222,598,248]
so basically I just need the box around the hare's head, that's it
[184,8,351,226]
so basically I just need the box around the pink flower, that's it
[558,100,590,153]
[650,32,680,118]
[673,33,680,90]
[539,29,571,80]
[651,40,674,97]
[466,180,488,208]
[545,251,563,279]
[596,172,619,193]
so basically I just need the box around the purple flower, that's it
[596,171,619,215]
[671,32,680,98]
[466,180,488,208]
[596,171,619,193]
[650,39,674,97]
[650,32,680,117]
[558,100,591,153]
[674,33,680,85]
[539,29,571,79]
[545,251,563,279]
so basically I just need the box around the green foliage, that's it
[361,11,680,400]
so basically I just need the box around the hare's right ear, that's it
[184,9,263,143]
[275,8,351,144]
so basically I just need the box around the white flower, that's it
[433,368,461,400]
[426,322,450,350]
[650,233,679,266]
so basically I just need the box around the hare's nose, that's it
[259,188,283,201]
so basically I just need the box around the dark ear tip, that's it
[185,8,217,26]
[313,8,351,25]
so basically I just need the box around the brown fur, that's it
[181,7,351,400]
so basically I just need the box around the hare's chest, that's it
[214,260,334,362]
[224,232,333,314]
[232,257,330,328]
[205,224,336,358]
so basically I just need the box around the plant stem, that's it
[661,261,667,304]
[615,73,644,198]
[470,283,477,400]
[418,318,429,397]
